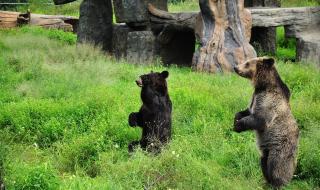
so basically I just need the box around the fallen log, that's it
[0,11,78,32]
[148,4,196,31]
[0,11,22,28]
[149,5,320,65]
[149,6,320,31]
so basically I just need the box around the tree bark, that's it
[192,0,256,73]
[0,11,77,32]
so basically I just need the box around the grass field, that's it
[0,26,319,189]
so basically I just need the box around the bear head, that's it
[136,71,169,95]
[234,56,275,80]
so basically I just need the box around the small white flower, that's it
[33,143,38,148]
[150,143,154,146]
[172,151,175,155]
[114,144,119,148]
[176,154,180,158]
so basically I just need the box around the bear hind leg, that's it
[128,141,140,152]
[260,149,270,184]
[267,151,295,188]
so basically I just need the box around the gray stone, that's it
[245,0,280,55]
[112,24,132,59]
[112,27,158,63]
[296,31,320,65]
[127,31,157,63]
[53,0,77,5]
[77,0,113,51]
[250,26,277,55]
[113,0,167,25]
[250,7,320,27]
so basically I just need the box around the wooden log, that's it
[0,11,78,32]
[30,14,77,32]
[148,4,197,31]
[149,6,320,30]
[250,7,320,27]
[0,11,20,28]
[191,0,256,73]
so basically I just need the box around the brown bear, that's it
[233,57,299,188]
[128,71,172,153]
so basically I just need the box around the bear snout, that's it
[136,78,143,87]
[234,66,239,74]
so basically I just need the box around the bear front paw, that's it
[233,120,244,133]
[234,112,243,125]
[128,113,138,127]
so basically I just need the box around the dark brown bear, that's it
[233,57,299,189]
[128,71,172,153]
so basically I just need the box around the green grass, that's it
[169,0,199,12]
[0,26,319,189]
[280,0,320,7]
[1,0,81,17]
[275,27,296,61]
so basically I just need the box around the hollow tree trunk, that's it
[193,0,256,73]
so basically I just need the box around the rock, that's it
[113,0,167,26]
[250,7,320,27]
[53,0,77,5]
[245,0,280,55]
[112,24,132,59]
[77,0,113,51]
[296,31,320,65]
[112,27,158,63]
[250,26,277,55]
[127,31,157,63]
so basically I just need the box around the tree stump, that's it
[193,0,256,73]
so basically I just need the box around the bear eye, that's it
[245,63,249,68]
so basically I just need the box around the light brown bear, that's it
[233,57,299,188]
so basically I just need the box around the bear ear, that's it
[160,71,169,79]
[263,57,275,67]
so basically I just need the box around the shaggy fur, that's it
[234,57,299,188]
[128,71,172,153]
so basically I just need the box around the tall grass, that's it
[0,26,319,189]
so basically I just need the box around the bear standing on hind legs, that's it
[128,71,172,153]
[233,57,299,189]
